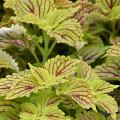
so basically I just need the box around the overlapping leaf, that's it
[93,94,118,120]
[57,80,95,109]
[0,99,20,120]
[55,0,73,8]
[78,45,107,64]
[4,0,54,19]
[0,49,19,72]
[44,55,80,78]
[76,60,98,81]
[106,43,120,56]
[73,0,98,25]
[95,56,120,81]
[96,0,120,12]
[107,114,120,120]
[76,111,106,120]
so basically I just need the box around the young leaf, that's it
[57,80,95,109]
[96,0,120,12]
[44,55,80,78]
[95,57,120,81]
[0,49,19,72]
[93,94,118,120]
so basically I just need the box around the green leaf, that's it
[73,0,98,25]
[44,55,80,78]
[96,0,120,13]
[0,49,19,72]
[57,80,95,109]
[93,94,118,120]
[0,99,20,120]
[76,111,106,120]
[55,0,73,8]
[76,60,98,81]
[106,43,120,57]
[95,56,120,81]
[78,45,107,64]
[88,79,118,94]
[107,114,120,120]
[4,0,54,19]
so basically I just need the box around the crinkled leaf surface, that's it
[44,55,80,78]
[0,49,19,72]
[95,56,120,81]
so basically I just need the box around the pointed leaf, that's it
[93,94,118,120]
[95,56,120,81]
[44,55,80,78]
[0,49,19,72]
[57,80,95,109]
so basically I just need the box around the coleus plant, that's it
[0,0,120,120]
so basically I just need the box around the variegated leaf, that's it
[88,79,118,94]
[5,70,39,100]
[95,57,120,81]
[0,99,20,120]
[93,94,118,120]
[44,55,80,78]
[106,43,120,56]
[78,45,107,64]
[55,0,73,8]
[73,0,98,25]
[0,49,19,72]
[76,60,98,81]
[57,80,95,109]
[96,0,120,12]
[76,111,106,120]
[4,0,54,19]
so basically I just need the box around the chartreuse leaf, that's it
[0,49,19,72]
[106,42,120,56]
[57,79,95,109]
[76,111,106,120]
[96,0,120,13]
[73,0,98,25]
[4,0,54,19]
[0,99,20,120]
[20,91,65,120]
[44,55,80,78]
[107,114,120,120]
[54,0,73,8]
[78,45,107,64]
[88,79,118,94]
[95,56,120,81]
[93,94,118,120]
[76,60,98,81]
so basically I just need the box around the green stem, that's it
[30,49,40,63]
